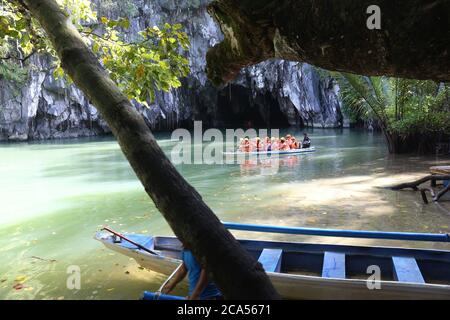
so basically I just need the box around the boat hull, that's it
[269,272,450,300]
[223,147,316,156]
[96,233,450,300]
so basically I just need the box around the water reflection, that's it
[239,156,301,176]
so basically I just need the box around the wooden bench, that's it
[322,252,346,279]
[118,234,154,250]
[392,256,425,284]
[153,237,183,251]
[258,249,282,273]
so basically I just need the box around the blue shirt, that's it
[182,250,221,299]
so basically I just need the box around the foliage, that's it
[0,0,190,107]
[0,41,28,91]
[389,80,450,135]
[390,111,450,135]
[96,19,189,104]
[96,0,139,18]
[336,72,450,153]
[0,61,28,85]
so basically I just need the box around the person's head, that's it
[304,133,308,137]
[280,137,286,143]
[271,137,276,142]
[286,134,291,139]
[292,137,296,141]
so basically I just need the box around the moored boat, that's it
[95,222,450,300]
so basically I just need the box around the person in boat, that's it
[271,137,279,150]
[279,137,290,151]
[265,137,272,151]
[255,137,263,152]
[302,133,311,149]
[242,137,252,152]
[238,138,245,152]
[290,136,301,149]
[285,134,293,149]
[162,247,223,300]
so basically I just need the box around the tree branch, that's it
[0,50,36,63]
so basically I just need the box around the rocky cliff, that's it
[0,0,344,142]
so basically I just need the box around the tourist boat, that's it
[95,222,450,300]
[223,147,316,156]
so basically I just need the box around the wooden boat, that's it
[430,165,450,175]
[430,166,450,195]
[95,223,450,300]
[223,147,316,156]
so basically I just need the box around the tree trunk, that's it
[206,0,450,85]
[22,0,280,299]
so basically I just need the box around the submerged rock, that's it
[0,0,344,141]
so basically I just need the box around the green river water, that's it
[0,129,449,299]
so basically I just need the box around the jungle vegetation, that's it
[337,74,450,154]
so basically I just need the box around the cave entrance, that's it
[216,84,291,129]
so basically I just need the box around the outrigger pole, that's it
[222,222,450,243]
[102,226,158,255]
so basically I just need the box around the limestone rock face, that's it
[0,56,110,141]
[229,61,343,128]
[0,0,344,141]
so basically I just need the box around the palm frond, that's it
[338,73,389,127]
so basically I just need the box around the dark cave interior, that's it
[216,84,292,129]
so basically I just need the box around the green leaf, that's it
[120,19,130,29]
[92,42,100,54]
